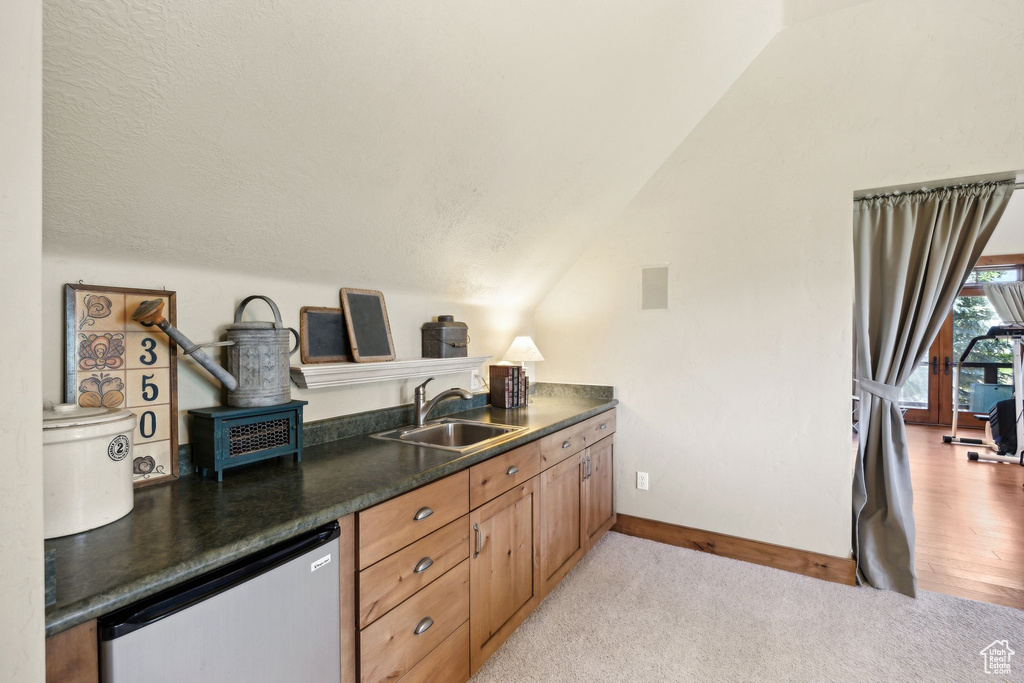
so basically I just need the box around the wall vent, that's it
[640,266,669,310]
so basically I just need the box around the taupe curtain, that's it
[853,181,1014,596]
[985,282,1024,324]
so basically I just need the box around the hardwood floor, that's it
[905,424,1024,609]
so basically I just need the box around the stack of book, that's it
[489,365,529,408]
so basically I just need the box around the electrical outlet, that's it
[637,471,649,491]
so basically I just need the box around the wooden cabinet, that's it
[358,471,469,569]
[356,480,470,682]
[538,425,616,599]
[359,561,469,682]
[583,434,616,548]
[469,441,540,509]
[398,621,469,683]
[539,451,585,596]
[539,410,616,469]
[358,515,468,629]
[45,620,98,683]
[43,409,613,683]
[468,477,542,673]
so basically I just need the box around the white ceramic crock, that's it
[42,403,136,539]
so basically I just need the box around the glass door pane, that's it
[901,360,932,408]
[953,294,1014,416]
[901,339,939,424]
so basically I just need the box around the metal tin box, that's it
[421,315,469,358]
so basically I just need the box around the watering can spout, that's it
[131,299,240,392]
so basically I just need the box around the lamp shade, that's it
[502,336,544,363]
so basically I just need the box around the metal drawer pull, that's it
[413,506,433,521]
[506,465,519,476]
[473,523,482,558]
[600,423,607,430]
[562,440,571,449]
[414,617,434,635]
[413,557,433,574]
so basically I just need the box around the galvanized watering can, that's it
[131,295,299,408]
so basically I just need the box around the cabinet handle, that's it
[599,423,607,430]
[413,557,433,574]
[413,506,433,521]
[506,465,519,476]
[414,617,434,635]
[562,440,571,449]
[586,455,592,479]
[473,523,482,558]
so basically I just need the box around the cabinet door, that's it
[468,477,541,673]
[584,435,615,549]
[540,451,585,596]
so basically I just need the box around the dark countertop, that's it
[44,395,617,636]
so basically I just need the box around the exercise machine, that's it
[942,282,1024,465]
[943,324,1023,462]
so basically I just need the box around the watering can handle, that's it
[235,295,284,329]
[288,327,300,356]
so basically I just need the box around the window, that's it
[902,256,1023,425]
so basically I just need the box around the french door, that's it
[902,258,1023,427]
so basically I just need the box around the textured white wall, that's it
[1,1,44,680]
[782,0,873,26]
[42,250,529,438]
[536,0,1024,558]
[41,0,782,310]
[42,0,781,427]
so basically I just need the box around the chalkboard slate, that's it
[340,288,396,362]
[299,307,352,363]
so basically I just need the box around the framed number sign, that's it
[65,284,179,487]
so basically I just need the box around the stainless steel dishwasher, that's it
[99,521,341,682]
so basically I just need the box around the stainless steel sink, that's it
[372,418,526,452]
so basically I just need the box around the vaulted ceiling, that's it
[44,0,781,311]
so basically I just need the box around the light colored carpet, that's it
[471,532,1024,682]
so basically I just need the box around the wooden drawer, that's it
[539,409,616,470]
[581,409,615,446]
[469,441,540,509]
[399,621,469,683]
[359,516,469,628]
[539,422,587,469]
[358,471,469,569]
[360,560,470,683]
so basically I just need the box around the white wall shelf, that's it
[290,355,491,389]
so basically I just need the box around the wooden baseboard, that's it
[612,514,856,586]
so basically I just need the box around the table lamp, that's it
[502,336,544,368]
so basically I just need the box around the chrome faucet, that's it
[414,377,473,427]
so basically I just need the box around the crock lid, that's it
[43,403,134,429]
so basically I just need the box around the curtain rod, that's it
[858,179,1021,200]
